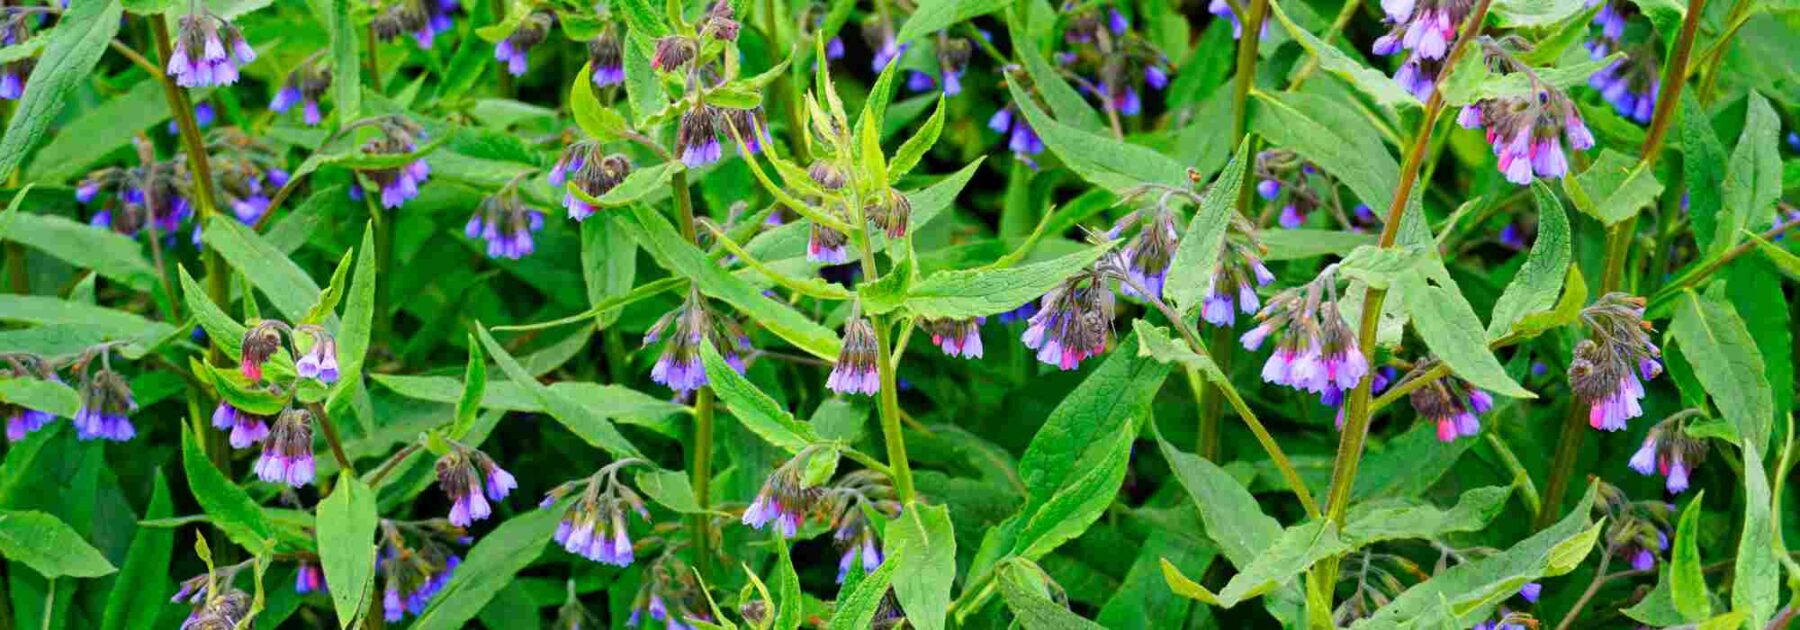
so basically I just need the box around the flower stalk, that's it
[1538,0,1706,530]
[149,17,230,330]
[669,170,718,570]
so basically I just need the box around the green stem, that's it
[1539,0,1706,530]
[1484,432,1541,518]
[1693,0,1751,106]
[365,25,383,94]
[873,316,915,502]
[150,18,230,327]
[4,243,25,294]
[1283,0,1362,91]
[368,195,395,346]
[690,387,715,577]
[1228,0,1268,143]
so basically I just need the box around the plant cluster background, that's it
[0,0,1796,627]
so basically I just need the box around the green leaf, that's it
[409,508,559,630]
[451,336,487,439]
[370,374,685,420]
[180,426,275,552]
[302,248,355,326]
[321,0,360,123]
[699,340,818,453]
[772,534,803,630]
[1747,232,1800,281]
[1681,93,1729,255]
[827,555,897,630]
[474,324,642,457]
[0,295,177,354]
[1714,92,1782,254]
[1267,1,1417,108]
[0,0,123,183]
[888,503,956,630]
[1507,266,1587,341]
[999,562,1108,629]
[1731,446,1779,627]
[1166,140,1250,313]
[895,0,1008,44]
[1008,13,1105,131]
[615,205,841,360]
[888,94,944,181]
[100,470,173,630]
[1668,290,1773,454]
[1349,485,1601,628]
[1493,0,1585,27]
[1565,149,1663,226]
[633,468,709,514]
[1131,320,1221,380]
[0,377,80,419]
[1152,429,1278,567]
[1446,53,1623,105]
[1252,91,1399,216]
[1261,229,1375,261]
[901,242,1112,320]
[570,62,629,142]
[324,223,377,432]
[1342,486,1512,548]
[203,218,326,323]
[1163,520,1347,607]
[0,211,158,292]
[1670,491,1710,621]
[970,338,1170,578]
[1398,270,1534,398]
[622,33,668,126]
[581,218,639,328]
[1487,181,1571,339]
[316,473,379,628]
[0,510,115,578]
[1004,77,1189,195]
[180,265,247,357]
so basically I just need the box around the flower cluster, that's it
[434,443,517,526]
[550,144,632,221]
[1107,206,1181,299]
[1240,268,1368,405]
[1585,1,1660,124]
[819,470,900,583]
[1058,7,1173,118]
[241,320,340,384]
[861,21,905,73]
[464,184,545,259]
[254,408,316,487]
[377,520,468,622]
[1456,85,1594,184]
[924,317,984,359]
[167,13,256,88]
[294,562,325,594]
[1200,217,1276,327]
[353,117,433,209]
[1371,0,1476,100]
[177,587,250,630]
[1,9,40,100]
[1403,364,1494,442]
[77,160,194,240]
[643,290,753,392]
[75,365,138,442]
[742,454,828,536]
[905,38,972,96]
[2,355,60,443]
[541,459,650,566]
[987,104,1045,166]
[212,149,289,227]
[494,12,554,76]
[803,162,852,263]
[371,0,462,49]
[1022,264,1118,371]
[1567,293,1661,431]
[1594,482,1673,572]
[829,316,882,395]
[865,188,914,238]
[588,32,625,87]
[626,556,713,629]
[210,402,270,449]
[1627,411,1707,494]
[1255,150,1351,229]
[271,58,332,126]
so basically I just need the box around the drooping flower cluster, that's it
[200,130,289,229]
[354,116,433,209]
[270,58,332,126]
[75,362,138,442]
[2,355,60,443]
[625,556,713,629]
[828,316,881,395]
[494,11,554,76]
[77,159,194,240]
[1107,206,1181,300]
[371,0,462,49]
[1,8,41,100]
[1255,150,1352,229]
[434,443,517,527]
[167,12,257,88]
[804,162,852,263]
[1585,1,1660,124]
[540,458,650,566]
[1567,293,1661,431]
[1240,268,1368,405]
[377,519,467,622]
[588,32,625,87]
[176,586,251,630]
[1058,7,1173,118]
[1371,0,1476,100]
[1627,411,1707,494]
[1594,482,1673,572]
[464,184,545,259]
[742,453,828,536]
[643,290,753,392]
[210,402,270,449]
[1022,264,1118,371]
[905,37,972,96]
[861,21,905,72]
[987,104,1045,167]
[254,408,316,487]
[294,562,325,594]
[550,143,631,221]
[1199,216,1276,327]
[865,188,913,238]
[1456,83,1594,184]
[1403,363,1494,442]
[819,470,900,583]
[294,325,341,384]
[924,317,984,359]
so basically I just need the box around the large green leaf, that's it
[887,503,956,630]
[100,470,173,630]
[409,508,558,630]
[180,427,276,553]
[1165,140,1250,314]
[0,377,80,419]
[1486,182,1570,339]
[1398,270,1533,398]
[0,0,123,182]
[1003,77,1189,195]
[0,211,159,293]
[1564,149,1663,226]
[0,510,115,578]
[1267,1,1416,108]
[1342,486,1512,548]
[699,340,819,453]
[1668,290,1773,454]
[1252,91,1399,214]
[1669,492,1710,621]
[316,473,379,628]
[901,243,1112,320]
[1714,92,1782,254]
[473,325,642,457]
[203,217,328,324]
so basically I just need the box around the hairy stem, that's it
[1541,0,1705,530]
[307,402,356,477]
[149,18,231,334]
[669,170,719,567]
[873,316,916,502]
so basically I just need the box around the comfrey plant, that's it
[1240,266,1367,405]
[541,458,652,567]
[1567,293,1661,431]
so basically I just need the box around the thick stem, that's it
[689,388,715,576]
[872,316,916,502]
[308,403,356,477]
[149,18,231,325]
[1542,0,1705,530]
[367,195,395,346]
[4,243,25,294]
[1228,0,1268,143]
[364,26,383,94]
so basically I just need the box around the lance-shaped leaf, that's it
[1000,562,1109,629]
[699,340,820,454]
[887,503,956,630]
[1714,92,1781,254]
[0,211,158,293]
[0,377,80,419]
[827,557,897,630]
[0,0,123,182]
[204,218,332,325]
[1669,491,1710,621]
[1487,182,1571,339]
[1165,140,1249,314]
[474,324,642,457]
[0,510,115,578]
[900,242,1113,320]
[180,426,276,553]
[1163,520,1348,607]
[316,473,379,628]
[409,507,560,630]
[1668,290,1773,454]
[1267,1,1416,108]
[1004,77,1189,195]
[1398,269,1534,398]
[1342,486,1512,548]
